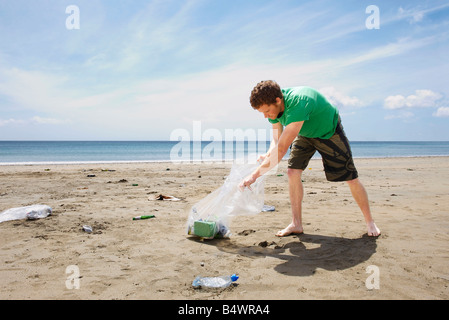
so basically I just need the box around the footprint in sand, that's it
[258,240,284,249]
[238,229,256,236]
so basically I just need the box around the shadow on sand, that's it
[189,233,378,277]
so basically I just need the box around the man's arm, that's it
[240,121,304,189]
[259,122,283,162]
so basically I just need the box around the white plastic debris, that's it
[0,205,52,223]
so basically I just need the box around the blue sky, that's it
[0,0,448,141]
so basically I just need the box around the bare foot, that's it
[276,223,303,237]
[367,221,381,237]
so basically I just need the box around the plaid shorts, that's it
[288,118,358,182]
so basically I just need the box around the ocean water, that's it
[0,140,448,165]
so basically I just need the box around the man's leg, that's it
[346,178,381,236]
[276,168,304,237]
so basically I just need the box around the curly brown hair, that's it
[249,80,283,109]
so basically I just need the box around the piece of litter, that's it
[192,274,239,289]
[148,194,181,201]
[82,225,93,233]
[27,209,52,220]
[0,205,52,223]
[439,275,449,281]
[262,205,275,212]
[133,215,155,220]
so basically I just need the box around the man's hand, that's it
[239,174,257,191]
[240,121,304,191]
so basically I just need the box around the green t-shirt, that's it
[268,86,339,139]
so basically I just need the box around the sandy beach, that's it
[0,156,448,300]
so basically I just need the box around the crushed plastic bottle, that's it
[261,204,275,212]
[192,274,239,288]
[82,225,93,233]
[216,223,231,238]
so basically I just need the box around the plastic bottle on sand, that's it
[192,274,239,288]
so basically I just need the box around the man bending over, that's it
[239,80,380,237]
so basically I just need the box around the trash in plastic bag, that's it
[186,162,265,239]
[0,205,52,223]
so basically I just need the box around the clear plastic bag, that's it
[186,162,265,239]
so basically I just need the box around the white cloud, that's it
[319,87,364,109]
[0,66,135,116]
[384,95,406,110]
[384,89,442,109]
[0,67,69,113]
[397,4,449,25]
[0,116,68,127]
[384,111,415,120]
[433,107,449,118]
[398,6,424,24]
[30,116,69,125]
[0,118,23,126]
